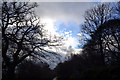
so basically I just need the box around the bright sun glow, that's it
[41,18,58,36]
[40,18,79,49]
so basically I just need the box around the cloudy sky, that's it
[34,2,112,49]
[34,2,99,49]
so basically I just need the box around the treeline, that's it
[55,2,120,80]
[17,60,55,80]
[2,2,120,80]
[3,60,55,80]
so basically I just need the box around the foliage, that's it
[16,60,55,80]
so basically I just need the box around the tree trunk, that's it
[3,65,16,80]
[99,38,105,66]
[8,66,15,80]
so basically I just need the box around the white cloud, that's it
[35,3,97,49]
[40,18,58,36]
[77,33,83,36]
[64,36,79,48]
[65,32,69,35]
[40,17,79,49]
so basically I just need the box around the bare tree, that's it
[2,2,62,80]
[100,19,120,65]
[81,3,113,65]
[115,1,120,16]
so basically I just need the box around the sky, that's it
[35,2,97,49]
[33,1,120,69]
[1,0,119,69]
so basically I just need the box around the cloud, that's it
[77,33,83,36]
[35,2,97,49]
[40,18,78,49]
[40,18,58,36]
[36,2,95,24]
[64,36,79,48]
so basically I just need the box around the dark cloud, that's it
[35,2,95,24]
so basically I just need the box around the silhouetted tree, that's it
[55,54,89,80]
[55,2,120,80]
[2,2,62,80]
[82,19,120,65]
[115,1,120,18]
[16,60,55,80]
[81,39,104,66]
[81,3,113,65]
[98,19,120,65]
